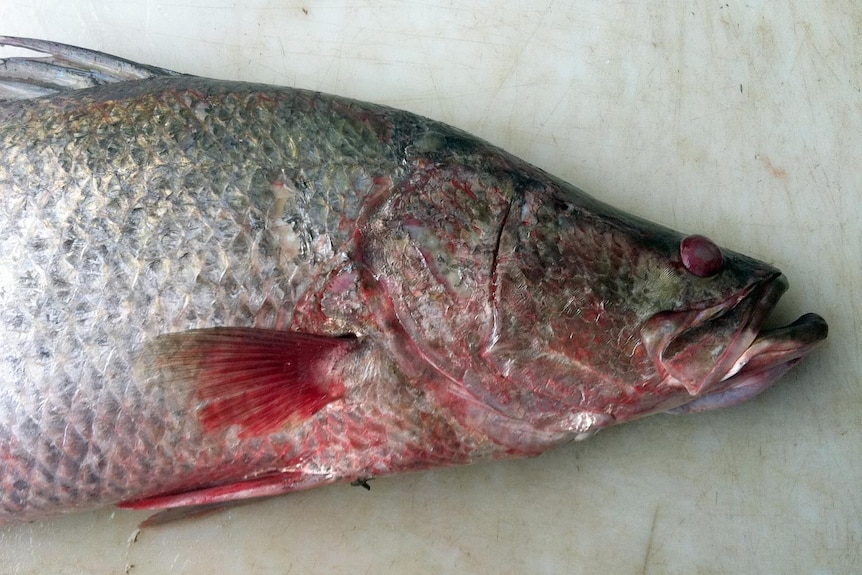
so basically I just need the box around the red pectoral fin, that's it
[152,328,359,437]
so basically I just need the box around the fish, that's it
[0,37,827,526]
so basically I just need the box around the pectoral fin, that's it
[151,328,359,437]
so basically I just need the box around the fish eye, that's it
[680,234,724,277]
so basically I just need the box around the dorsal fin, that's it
[0,36,180,101]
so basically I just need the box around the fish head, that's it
[482,180,827,434]
[373,137,825,446]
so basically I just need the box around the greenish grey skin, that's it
[0,40,826,525]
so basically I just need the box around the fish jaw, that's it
[641,274,828,412]
[667,313,827,414]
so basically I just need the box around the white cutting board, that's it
[0,2,859,574]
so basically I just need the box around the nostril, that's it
[680,235,724,277]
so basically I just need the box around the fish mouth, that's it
[641,274,828,409]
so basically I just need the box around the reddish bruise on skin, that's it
[449,177,479,201]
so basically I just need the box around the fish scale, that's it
[0,38,826,525]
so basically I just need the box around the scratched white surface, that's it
[0,2,859,574]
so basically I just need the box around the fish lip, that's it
[718,311,828,380]
[641,273,825,396]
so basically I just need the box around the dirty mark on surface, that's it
[756,153,788,179]
[641,506,660,574]
[127,528,141,546]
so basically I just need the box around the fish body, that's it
[0,38,827,525]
